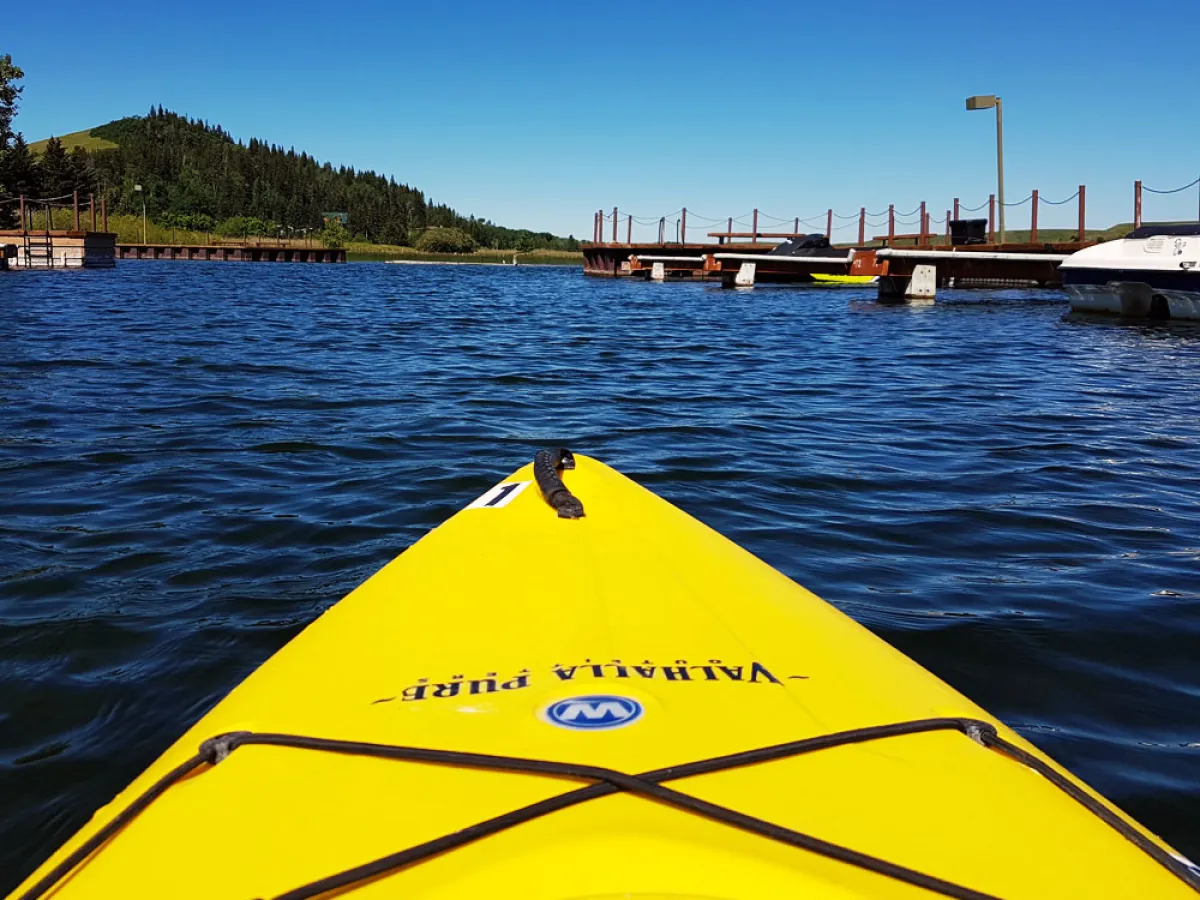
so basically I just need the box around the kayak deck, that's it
[12,454,1199,899]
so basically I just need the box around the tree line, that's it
[0,59,577,250]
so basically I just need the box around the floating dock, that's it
[117,244,346,263]
[584,238,1082,300]
[581,182,1110,301]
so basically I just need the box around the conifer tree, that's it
[38,136,75,197]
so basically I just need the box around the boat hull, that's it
[1060,231,1200,319]
[1064,273,1200,319]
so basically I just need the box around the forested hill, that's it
[30,108,577,249]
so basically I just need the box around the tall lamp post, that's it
[133,184,146,244]
[965,94,1005,244]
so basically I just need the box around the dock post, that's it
[681,208,687,244]
[878,265,936,305]
[1077,186,1086,242]
[752,209,758,242]
[612,207,618,243]
[90,193,96,231]
[102,196,108,233]
[945,210,951,245]
[919,201,926,245]
[73,191,80,231]
[858,208,865,244]
[593,212,598,242]
[888,205,895,245]
[726,217,733,244]
[907,265,936,302]
[953,198,960,221]
[826,209,832,240]
[793,216,799,236]
[626,215,632,245]
[1030,190,1039,243]
[988,195,996,243]
[1134,180,1142,229]
[659,217,665,245]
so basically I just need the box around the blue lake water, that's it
[1,261,1198,888]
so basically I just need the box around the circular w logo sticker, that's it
[543,695,643,730]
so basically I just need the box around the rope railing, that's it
[592,185,1102,245]
[0,192,80,204]
[1144,176,1200,195]
[1038,190,1080,206]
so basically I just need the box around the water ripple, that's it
[1,263,1199,888]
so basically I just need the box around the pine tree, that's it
[0,133,37,226]
[70,146,97,194]
[2,133,37,196]
[38,136,75,198]
[0,54,23,151]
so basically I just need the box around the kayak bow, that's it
[12,451,1199,899]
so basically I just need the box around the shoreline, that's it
[377,259,573,268]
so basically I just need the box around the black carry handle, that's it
[533,448,584,519]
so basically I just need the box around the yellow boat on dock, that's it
[11,452,1199,899]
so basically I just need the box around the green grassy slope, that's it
[29,128,118,154]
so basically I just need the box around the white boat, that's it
[1060,224,1200,319]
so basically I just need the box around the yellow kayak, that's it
[12,452,1199,900]
[810,274,878,285]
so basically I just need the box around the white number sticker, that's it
[467,481,532,510]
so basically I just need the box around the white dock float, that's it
[713,250,856,287]
[876,247,1071,302]
[713,250,856,265]
[876,248,1070,263]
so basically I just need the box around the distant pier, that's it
[117,244,346,263]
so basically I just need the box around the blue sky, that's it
[7,0,1199,238]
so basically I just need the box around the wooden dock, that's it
[583,239,1082,300]
[117,244,346,263]
[581,180,1111,300]
[0,230,117,269]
